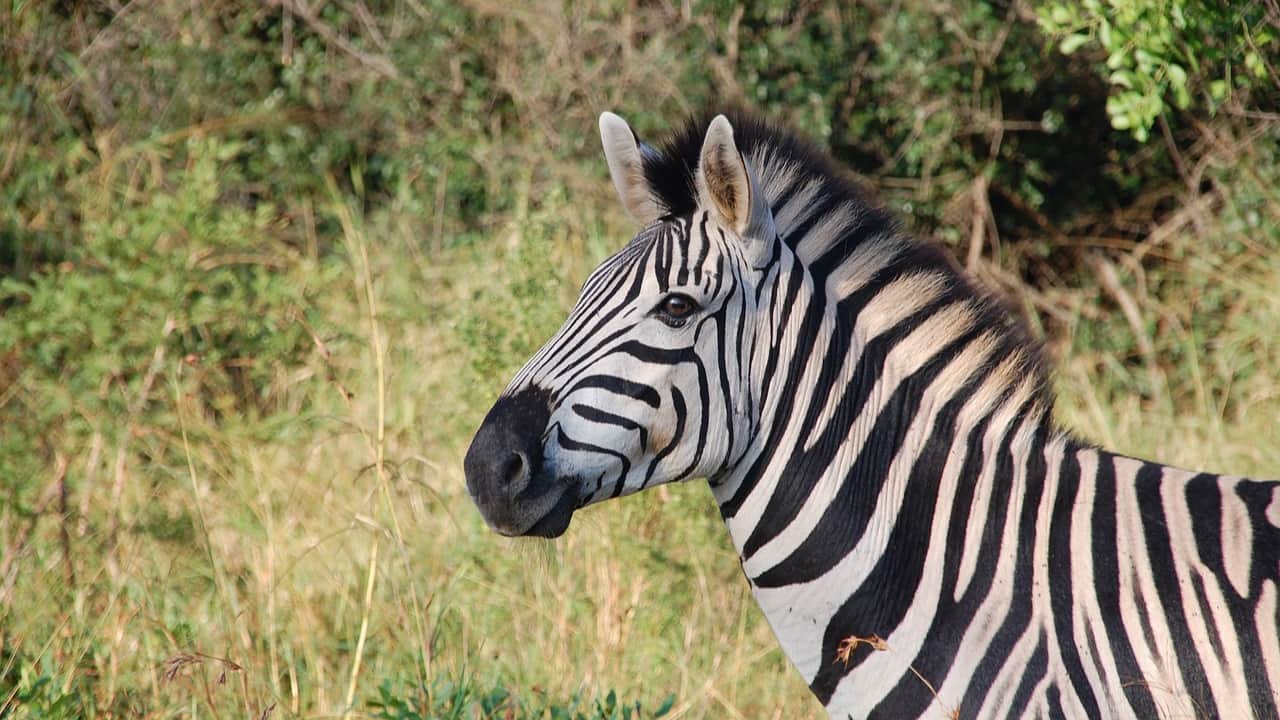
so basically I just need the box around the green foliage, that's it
[0,135,337,483]
[0,650,96,719]
[369,678,673,720]
[456,233,565,396]
[661,2,1165,262]
[1038,0,1278,140]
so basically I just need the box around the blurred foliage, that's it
[0,136,336,482]
[0,649,110,720]
[1038,0,1279,141]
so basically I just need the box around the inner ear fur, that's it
[697,115,776,241]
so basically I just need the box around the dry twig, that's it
[835,634,958,719]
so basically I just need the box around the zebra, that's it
[463,110,1280,719]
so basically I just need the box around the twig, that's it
[274,0,399,79]
[77,0,144,61]
[1089,254,1164,399]
[161,650,245,720]
[342,540,378,718]
[835,634,958,719]
[967,174,992,271]
[327,175,433,697]
[109,315,176,566]
[432,162,449,255]
[58,456,75,588]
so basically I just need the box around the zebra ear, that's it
[697,115,775,241]
[599,112,664,226]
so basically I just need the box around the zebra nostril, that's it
[501,451,529,487]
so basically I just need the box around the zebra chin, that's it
[477,484,577,539]
[464,386,580,539]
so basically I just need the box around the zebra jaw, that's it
[464,386,579,538]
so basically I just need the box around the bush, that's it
[1038,0,1279,141]
[0,136,336,483]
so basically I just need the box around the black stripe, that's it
[1188,570,1224,661]
[1135,462,1218,718]
[1229,480,1280,717]
[675,217,692,286]
[1047,683,1068,720]
[642,387,687,489]
[708,281,737,469]
[535,241,653,385]
[565,375,660,409]
[957,420,1049,713]
[570,403,648,451]
[741,295,951,558]
[877,399,1016,714]
[692,214,710,283]
[809,365,977,707]
[720,260,817,518]
[550,424,630,492]
[1091,451,1161,717]
[1047,447,1102,718]
[1005,632,1049,719]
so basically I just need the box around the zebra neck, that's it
[709,301,1059,686]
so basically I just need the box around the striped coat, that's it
[464,110,1280,718]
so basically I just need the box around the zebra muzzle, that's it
[464,386,576,538]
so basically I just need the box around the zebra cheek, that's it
[644,412,677,462]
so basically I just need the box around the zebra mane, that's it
[641,110,1057,417]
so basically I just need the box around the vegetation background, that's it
[1,0,1277,717]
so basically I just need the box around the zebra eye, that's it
[655,293,699,323]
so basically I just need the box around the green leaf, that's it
[1059,33,1091,54]
[1209,78,1229,101]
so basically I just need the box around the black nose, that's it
[464,386,560,534]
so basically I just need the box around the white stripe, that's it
[1069,448,1129,715]
[1161,468,1253,714]
[1219,474,1255,598]
[1113,456,1192,717]
[802,272,951,453]
[824,233,908,298]
[794,202,862,261]
[952,370,1037,600]
[771,177,824,234]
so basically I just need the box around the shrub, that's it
[1038,0,1279,141]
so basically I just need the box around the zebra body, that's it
[463,110,1280,718]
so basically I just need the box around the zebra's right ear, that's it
[599,112,664,226]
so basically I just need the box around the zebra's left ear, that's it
[697,115,776,242]
[600,112,664,226]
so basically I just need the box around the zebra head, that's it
[464,113,779,537]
